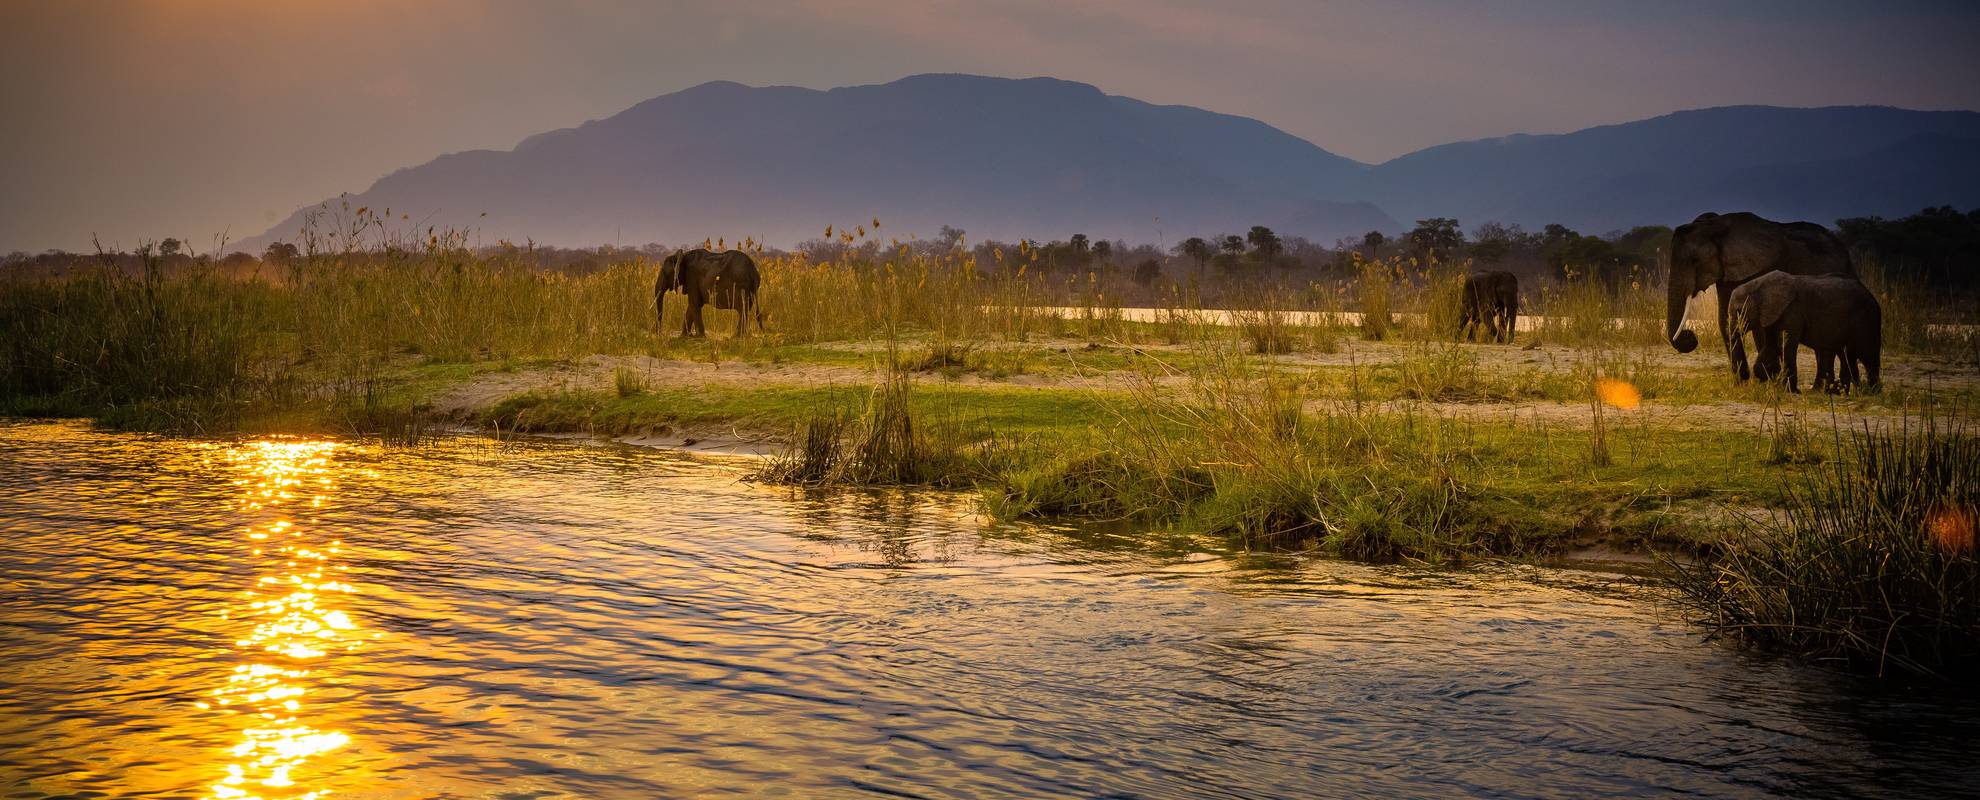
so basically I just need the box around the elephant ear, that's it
[1743,274,1794,329]
[659,252,681,290]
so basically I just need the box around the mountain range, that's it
[241,74,1980,251]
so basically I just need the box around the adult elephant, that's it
[1726,271,1881,393]
[1665,212,1854,379]
[1456,270,1519,343]
[656,248,763,338]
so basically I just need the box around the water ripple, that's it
[2,421,1976,799]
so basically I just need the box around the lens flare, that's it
[1928,504,1975,554]
[1595,378,1641,410]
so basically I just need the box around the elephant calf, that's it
[1457,270,1519,343]
[1726,271,1881,393]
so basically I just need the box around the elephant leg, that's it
[1719,285,1747,381]
[1782,330,1801,394]
[680,300,695,337]
[1729,330,1751,383]
[1813,349,1837,394]
[1754,328,1778,382]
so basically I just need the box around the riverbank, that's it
[268,330,1959,564]
[12,325,1971,561]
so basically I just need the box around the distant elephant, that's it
[656,248,763,338]
[1456,270,1518,343]
[1665,211,1854,380]
[1726,271,1881,393]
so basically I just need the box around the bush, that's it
[1665,415,1979,677]
[757,366,1009,489]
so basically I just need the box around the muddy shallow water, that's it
[1,421,1973,799]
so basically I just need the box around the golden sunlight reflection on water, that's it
[6,422,1979,799]
[203,441,360,800]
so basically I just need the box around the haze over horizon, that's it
[4,0,1979,253]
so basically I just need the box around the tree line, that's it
[7,207,1976,292]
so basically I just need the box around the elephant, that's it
[1456,270,1519,343]
[1665,211,1854,380]
[655,248,763,338]
[1725,271,1881,393]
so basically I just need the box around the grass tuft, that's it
[1665,413,1979,677]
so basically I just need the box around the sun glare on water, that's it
[203,441,360,800]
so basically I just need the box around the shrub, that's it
[613,365,650,397]
[1665,415,1979,677]
[757,366,1007,489]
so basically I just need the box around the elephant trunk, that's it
[1667,263,1698,353]
[656,256,681,334]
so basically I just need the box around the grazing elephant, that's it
[656,248,763,338]
[1457,270,1519,343]
[1726,271,1882,393]
[1665,212,1854,380]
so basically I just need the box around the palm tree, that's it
[1174,237,1213,275]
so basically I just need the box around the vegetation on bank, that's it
[1667,417,1977,678]
[489,356,1807,558]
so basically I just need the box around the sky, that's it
[3,0,1978,254]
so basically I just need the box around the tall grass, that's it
[8,215,1965,442]
[1355,256,1393,341]
[0,248,289,429]
[1858,257,1980,365]
[1666,414,1978,677]
[0,221,1058,429]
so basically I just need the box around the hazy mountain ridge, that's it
[242,76,1980,252]
[1355,105,1980,232]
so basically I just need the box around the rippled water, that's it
[2,421,1975,799]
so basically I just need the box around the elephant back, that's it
[708,251,761,310]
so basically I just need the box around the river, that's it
[1,421,1973,799]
